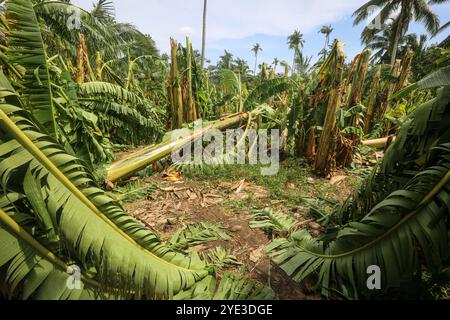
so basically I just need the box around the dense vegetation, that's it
[0,0,449,300]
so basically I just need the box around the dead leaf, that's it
[286,183,296,190]
[234,179,246,194]
[105,180,115,191]
[249,246,265,263]
[166,218,177,225]
[330,175,347,185]
[187,190,198,200]
[191,244,209,252]
[204,194,222,198]
[292,219,314,229]
[162,167,183,182]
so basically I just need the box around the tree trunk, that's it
[76,33,87,84]
[95,51,102,81]
[396,50,414,92]
[186,37,196,122]
[305,128,316,161]
[107,112,255,182]
[169,38,184,129]
[314,40,345,177]
[201,0,207,68]
[125,51,133,90]
[364,64,382,134]
[347,49,371,141]
[390,0,407,66]
[380,59,401,135]
[292,49,297,75]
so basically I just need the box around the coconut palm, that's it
[287,29,305,74]
[364,28,405,63]
[272,58,280,72]
[353,0,447,65]
[218,50,234,70]
[404,33,428,55]
[201,0,208,67]
[251,43,262,75]
[234,58,251,77]
[294,52,313,77]
[90,0,116,23]
[319,25,334,51]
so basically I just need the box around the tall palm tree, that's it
[353,0,447,65]
[234,58,251,77]
[364,28,406,63]
[251,43,262,75]
[201,0,207,68]
[91,0,115,24]
[218,50,234,70]
[272,58,280,72]
[404,33,428,54]
[287,29,304,74]
[294,52,313,77]
[319,25,334,51]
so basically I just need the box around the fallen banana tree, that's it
[361,136,396,148]
[0,72,208,299]
[107,109,264,182]
[0,72,273,300]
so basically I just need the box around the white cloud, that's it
[178,26,194,36]
[205,0,366,39]
[72,0,367,51]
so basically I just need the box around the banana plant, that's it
[6,0,59,137]
[220,69,247,113]
[0,71,209,299]
[314,40,346,177]
[268,67,450,298]
[106,111,253,182]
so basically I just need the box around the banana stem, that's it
[0,208,98,287]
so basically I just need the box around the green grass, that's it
[222,194,256,210]
[110,180,158,203]
[182,158,362,209]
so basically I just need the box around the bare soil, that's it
[122,169,359,300]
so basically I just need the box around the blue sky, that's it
[72,0,450,70]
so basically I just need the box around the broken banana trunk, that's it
[314,40,346,177]
[107,112,254,182]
